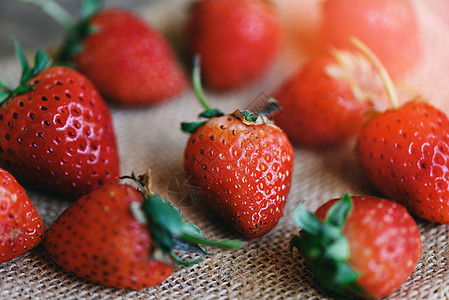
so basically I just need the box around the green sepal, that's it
[327,193,352,227]
[290,195,372,298]
[181,121,207,134]
[56,0,101,64]
[292,203,322,234]
[32,49,50,76]
[168,249,202,267]
[123,173,241,267]
[57,18,97,65]
[15,40,30,81]
[0,41,52,106]
[181,109,224,133]
[143,194,184,236]
[14,44,51,93]
[199,109,224,119]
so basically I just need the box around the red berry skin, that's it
[186,0,282,90]
[321,0,421,78]
[316,196,422,299]
[0,66,119,198]
[44,183,174,290]
[273,56,373,147]
[357,101,449,223]
[74,8,187,106]
[184,115,294,238]
[0,168,45,263]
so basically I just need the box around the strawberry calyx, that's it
[57,0,101,64]
[181,55,280,133]
[232,98,279,126]
[18,0,101,65]
[290,194,371,298]
[0,40,51,105]
[350,37,399,110]
[121,171,241,267]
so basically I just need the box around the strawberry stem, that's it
[182,56,281,132]
[350,37,399,109]
[192,55,212,111]
[18,0,101,65]
[181,56,224,133]
[18,0,76,30]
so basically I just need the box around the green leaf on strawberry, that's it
[0,40,51,104]
[181,56,280,134]
[290,194,370,298]
[123,172,241,266]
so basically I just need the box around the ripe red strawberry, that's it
[0,42,119,197]
[181,59,294,238]
[352,37,449,223]
[44,171,240,290]
[290,194,422,299]
[0,168,45,263]
[321,0,421,78]
[273,51,382,147]
[357,100,449,223]
[185,0,282,90]
[22,0,187,106]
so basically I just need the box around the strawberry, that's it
[44,171,240,290]
[357,101,449,223]
[0,168,45,263]
[273,50,381,147]
[352,38,449,223]
[181,58,294,238]
[21,0,187,106]
[0,42,119,198]
[290,194,422,299]
[185,0,282,90]
[321,0,421,78]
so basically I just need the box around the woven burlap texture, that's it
[2,0,449,299]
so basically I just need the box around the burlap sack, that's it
[1,0,449,299]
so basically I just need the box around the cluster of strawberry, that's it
[0,0,286,292]
[283,0,444,299]
[0,0,443,298]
